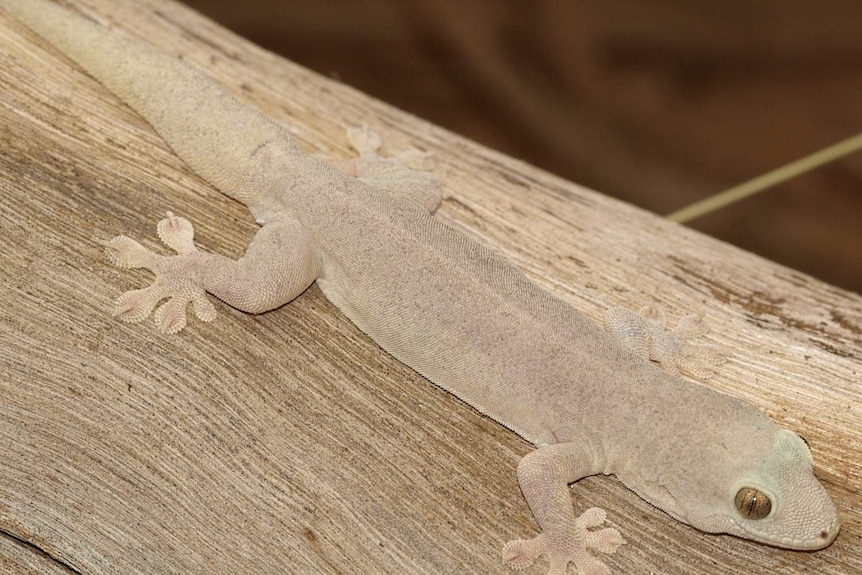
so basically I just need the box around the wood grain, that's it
[0,1,859,574]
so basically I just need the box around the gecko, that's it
[0,1,840,574]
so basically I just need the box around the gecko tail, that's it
[1,0,303,204]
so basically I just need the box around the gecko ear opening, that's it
[735,487,772,520]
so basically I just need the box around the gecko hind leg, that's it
[102,212,319,333]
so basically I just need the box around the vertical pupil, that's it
[747,493,758,515]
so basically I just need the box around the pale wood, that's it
[0,1,859,574]
[0,536,71,575]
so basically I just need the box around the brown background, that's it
[181,0,862,292]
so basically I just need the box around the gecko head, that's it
[666,421,840,550]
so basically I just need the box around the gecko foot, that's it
[502,508,624,575]
[101,212,216,333]
[604,305,729,379]
[346,124,435,171]
[333,125,441,213]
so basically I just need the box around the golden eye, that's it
[735,488,772,520]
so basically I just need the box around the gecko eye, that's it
[735,487,772,520]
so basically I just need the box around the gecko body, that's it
[1,1,840,574]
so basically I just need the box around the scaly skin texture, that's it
[1,1,840,573]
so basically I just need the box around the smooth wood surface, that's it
[0,1,859,574]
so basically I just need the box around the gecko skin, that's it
[2,1,840,574]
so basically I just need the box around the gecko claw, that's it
[153,295,189,334]
[156,211,197,255]
[502,535,546,571]
[113,286,165,323]
[100,236,159,269]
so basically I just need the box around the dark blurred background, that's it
[182,0,862,292]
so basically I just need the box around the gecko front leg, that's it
[102,212,320,333]
[332,125,442,214]
[603,306,728,379]
[503,442,625,575]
